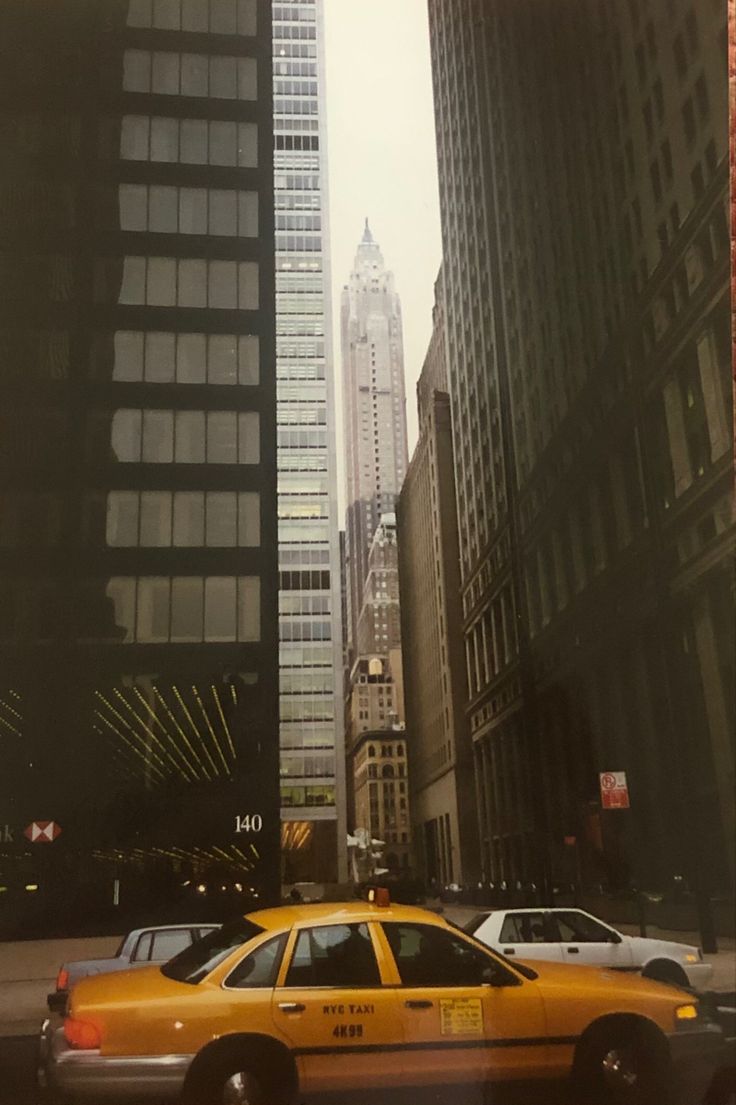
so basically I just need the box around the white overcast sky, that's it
[322,0,442,513]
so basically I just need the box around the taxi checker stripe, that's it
[292,1035,579,1057]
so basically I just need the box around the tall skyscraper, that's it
[272,0,345,883]
[398,269,479,886]
[342,222,409,662]
[0,0,280,929]
[428,0,733,895]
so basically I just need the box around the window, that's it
[127,0,257,36]
[553,911,616,944]
[98,575,259,642]
[150,929,194,960]
[107,409,259,465]
[285,924,380,988]
[119,116,258,167]
[383,923,496,988]
[96,331,259,386]
[162,918,265,984]
[118,184,258,237]
[123,50,257,100]
[225,934,287,989]
[498,913,549,945]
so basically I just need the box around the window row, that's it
[0,575,259,644]
[124,50,256,101]
[107,575,260,642]
[127,0,256,35]
[280,785,334,808]
[106,490,260,548]
[94,331,259,386]
[278,621,331,642]
[119,115,258,168]
[109,408,259,465]
[96,257,259,311]
[117,185,258,238]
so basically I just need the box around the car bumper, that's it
[38,1017,192,1101]
[668,1024,725,1105]
[684,962,714,991]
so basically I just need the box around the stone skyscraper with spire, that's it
[341,220,408,663]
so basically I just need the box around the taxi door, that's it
[271,920,404,1097]
[376,921,551,1092]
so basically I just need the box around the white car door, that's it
[551,910,634,969]
[496,911,564,964]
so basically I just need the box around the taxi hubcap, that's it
[222,1072,255,1105]
[601,1047,638,1090]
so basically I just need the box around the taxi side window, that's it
[225,933,287,989]
[499,913,548,944]
[383,923,491,987]
[285,923,381,988]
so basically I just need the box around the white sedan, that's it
[465,906,713,990]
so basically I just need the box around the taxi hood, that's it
[520,957,691,1001]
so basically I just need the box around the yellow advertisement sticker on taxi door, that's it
[439,997,484,1036]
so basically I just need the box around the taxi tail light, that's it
[63,1017,102,1050]
[56,968,69,992]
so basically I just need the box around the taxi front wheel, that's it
[573,1022,673,1105]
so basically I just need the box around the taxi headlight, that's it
[674,1003,699,1027]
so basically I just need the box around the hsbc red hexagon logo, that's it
[24,821,62,843]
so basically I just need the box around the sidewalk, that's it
[439,903,736,994]
[0,935,119,1038]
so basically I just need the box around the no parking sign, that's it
[599,772,630,810]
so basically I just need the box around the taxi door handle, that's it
[278,1002,305,1013]
[405,1000,433,1009]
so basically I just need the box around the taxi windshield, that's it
[161,918,264,984]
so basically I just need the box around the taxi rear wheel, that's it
[219,1069,263,1105]
[573,1022,673,1105]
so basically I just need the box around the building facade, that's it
[428,0,733,895]
[0,0,279,934]
[342,222,409,661]
[398,270,479,886]
[272,0,345,884]
[350,730,412,872]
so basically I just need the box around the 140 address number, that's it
[235,814,263,833]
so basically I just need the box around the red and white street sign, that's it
[24,821,62,843]
[599,772,630,810]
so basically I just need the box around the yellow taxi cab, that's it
[38,891,724,1105]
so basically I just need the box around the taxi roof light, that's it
[64,1017,102,1050]
[366,887,390,907]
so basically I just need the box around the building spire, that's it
[362,217,373,244]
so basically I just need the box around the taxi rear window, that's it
[161,918,264,984]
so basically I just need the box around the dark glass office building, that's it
[0,0,279,936]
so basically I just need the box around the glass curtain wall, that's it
[273,0,346,883]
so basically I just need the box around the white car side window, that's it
[498,912,548,944]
